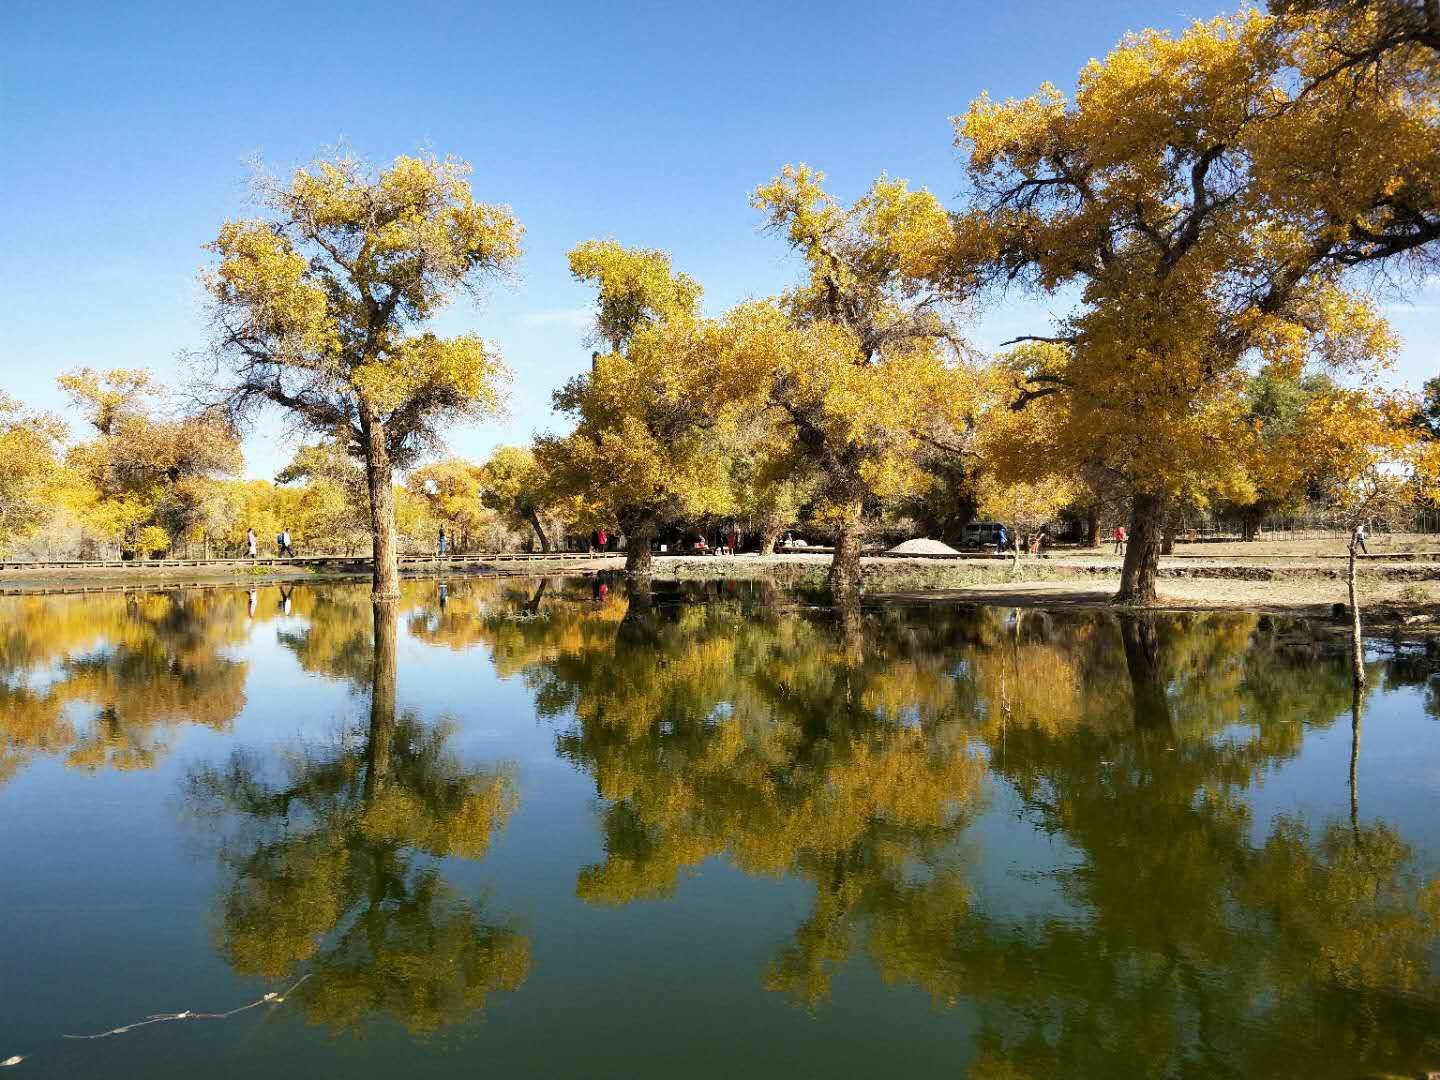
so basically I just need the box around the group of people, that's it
[693,529,743,555]
[244,528,293,558]
[992,526,1047,556]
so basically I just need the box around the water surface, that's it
[1,578,1437,1078]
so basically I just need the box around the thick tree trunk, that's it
[760,518,783,556]
[1083,508,1101,549]
[828,501,864,602]
[1115,493,1165,605]
[1348,541,1366,687]
[364,599,398,803]
[1240,510,1259,542]
[525,508,551,552]
[623,514,656,584]
[360,406,400,600]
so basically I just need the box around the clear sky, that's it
[2,0,1436,479]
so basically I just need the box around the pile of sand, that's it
[887,537,962,556]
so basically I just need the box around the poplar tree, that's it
[202,152,521,598]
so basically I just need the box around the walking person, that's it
[278,529,294,557]
[1113,525,1127,555]
[1352,522,1369,555]
[996,525,1008,557]
[438,525,447,557]
[597,528,608,552]
[246,528,257,559]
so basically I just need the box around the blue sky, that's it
[2,0,1436,479]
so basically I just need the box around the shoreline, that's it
[5,551,1439,636]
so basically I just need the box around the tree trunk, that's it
[525,508,551,552]
[828,500,864,602]
[1348,540,1366,687]
[1009,523,1021,574]
[1240,510,1259,542]
[1115,493,1165,605]
[759,518,783,556]
[1083,507,1101,549]
[360,405,400,600]
[624,514,656,584]
[364,599,398,803]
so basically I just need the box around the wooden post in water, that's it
[1347,540,1365,688]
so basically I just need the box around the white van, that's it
[959,521,1006,550]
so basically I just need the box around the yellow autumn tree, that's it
[745,166,970,599]
[947,12,1422,604]
[0,394,66,556]
[59,367,241,557]
[476,444,559,551]
[201,151,521,597]
[1286,384,1440,682]
[536,241,740,585]
[972,345,1080,568]
[407,456,492,551]
[1264,0,1439,273]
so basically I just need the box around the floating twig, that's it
[62,975,310,1040]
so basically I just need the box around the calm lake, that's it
[1,578,1438,1078]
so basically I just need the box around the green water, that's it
[1,577,1437,1078]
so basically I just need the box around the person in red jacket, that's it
[1113,525,1127,554]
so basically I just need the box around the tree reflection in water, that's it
[411,579,1440,1077]
[5,580,1435,1072]
[185,598,527,1035]
[0,590,252,780]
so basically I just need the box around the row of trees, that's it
[0,369,565,561]
[526,1,1440,605]
[4,0,1438,605]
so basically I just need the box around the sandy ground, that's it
[872,576,1429,614]
[1079,532,1440,559]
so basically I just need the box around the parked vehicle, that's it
[959,521,1006,550]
